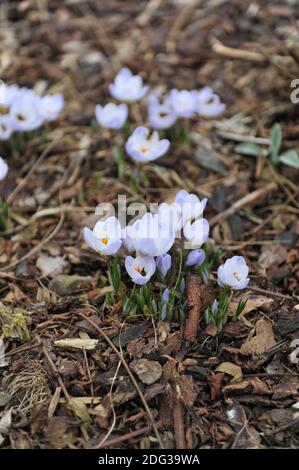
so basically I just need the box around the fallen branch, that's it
[172,396,186,449]
[209,182,277,227]
[184,275,203,343]
[212,39,265,63]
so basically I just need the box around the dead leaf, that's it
[36,254,67,277]
[180,375,198,406]
[240,319,276,356]
[131,359,162,385]
[229,295,273,316]
[223,377,271,395]
[68,397,90,422]
[216,362,243,383]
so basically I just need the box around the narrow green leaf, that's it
[279,150,299,169]
[235,143,261,157]
[269,123,282,163]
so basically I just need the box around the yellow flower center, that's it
[233,271,241,281]
[135,266,146,276]
[101,237,109,245]
[0,105,9,115]
[140,146,149,154]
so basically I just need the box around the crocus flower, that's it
[195,87,226,118]
[169,89,197,119]
[125,255,156,285]
[125,126,170,163]
[217,256,250,290]
[183,218,209,248]
[186,249,205,267]
[121,226,135,253]
[175,189,208,225]
[0,83,19,113]
[9,89,43,131]
[157,202,182,233]
[161,288,170,320]
[156,253,172,277]
[38,93,64,121]
[148,93,177,129]
[0,157,8,181]
[131,212,175,257]
[0,115,14,141]
[95,103,128,130]
[109,67,149,102]
[83,216,122,256]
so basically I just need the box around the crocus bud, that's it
[186,249,205,267]
[156,253,172,277]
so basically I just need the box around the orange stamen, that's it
[101,237,109,245]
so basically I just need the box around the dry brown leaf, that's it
[229,295,273,316]
[216,362,243,383]
[240,319,276,356]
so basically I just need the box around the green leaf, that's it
[235,143,261,157]
[269,123,282,163]
[278,150,299,169]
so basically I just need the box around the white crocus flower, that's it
[38,93,64,121]
[125,255,156,285]
[131,212,175,257]
[83,216,122,256]
[195,86,226,118]
[183,218,210,248]
[95,103,128,130]
[125,126,170,163]
[9,88,43,131]
[0,83,19,114]
[175,189,208,225]
[121,226,135,253]
[0,157,8,181]
[109,67,149,102]
[157,202,183,233]
[169,89,197,119]
[217,256,250,290]
[0,115,14,141]
[147,93,177,130]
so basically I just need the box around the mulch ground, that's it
[0,0,299,449]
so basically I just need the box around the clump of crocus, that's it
[0,82,64,141]
[82,189,247,328]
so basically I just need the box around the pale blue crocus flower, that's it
[148,93,177,129]
[83,216,122,256]
[217,256,250,290]
[125,255,156,285]
[9,88,43,131]
[186,249,205,267]
[175,189,208,226]
[169,89,197,118]
[39,93,64,121]
[109,68,149,102]
[131,212,175,257]
[161,288,170,320]
[195,86,226,118]
[95,103,128,130]
[125,126,170,163]
[0,115,14,141]
[156,253,172,277]
[183,218,210,248]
